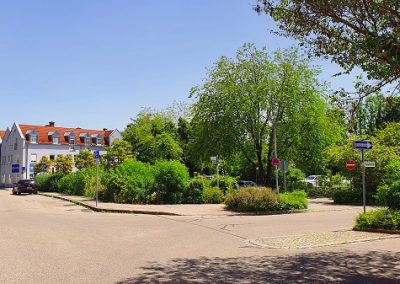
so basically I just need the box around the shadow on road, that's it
[118,251,400,283]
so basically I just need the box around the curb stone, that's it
[38,193,182,216]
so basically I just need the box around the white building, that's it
[0,121,121,186]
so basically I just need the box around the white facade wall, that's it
[0,123,121,186]
[0,124,25,185]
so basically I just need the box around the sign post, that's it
[93,151,100,207]
[211,156,219,188]
[353,140,373,213]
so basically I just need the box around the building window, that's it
[96,137,102,146]
[30,154,37,163]
[30,134,38,143]
[53,136,59,144]
[14,138,18,150]
[49,155,55,161]
[69,135,76,145]
[85,136,91,148]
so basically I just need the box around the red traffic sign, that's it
[346,160,356,171]
[271,157,280,166]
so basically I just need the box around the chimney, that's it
[103,128,108,131]
[48,121,55,127]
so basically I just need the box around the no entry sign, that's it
[271,157,280,166]
[346,160,356,171]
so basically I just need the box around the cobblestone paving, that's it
[249,231,399,249]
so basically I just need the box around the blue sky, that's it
[0,0,354,131]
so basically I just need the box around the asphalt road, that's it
[1,189,399,283]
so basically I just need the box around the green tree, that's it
[54,155,74,175]
[34,156,53,174]
[102,139,133,168]
[75,149,95,170]
[191,44,338,184]
[255,1,400,96]
[123,111,182,163]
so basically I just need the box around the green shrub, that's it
[183,178,205,204]
[333,188,377,205]
[34,173,63,192]
[376,181,400,210]
[202,187,224,204]
[279,190,308,210]
[333,188,362,204]
[306,186,343,198]
[153,160,189,204]
[210,175,236,194]
[354,209,400,231]
[285,168,307,191]
[102,160,154,203]
[58,171,86,196]
[224,187,280,212]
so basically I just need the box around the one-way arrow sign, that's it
[353,140,373,150]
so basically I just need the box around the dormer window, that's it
[91,134,103,146]
[26,130,38,144]
[80,133,91,148]
[48,131,60,145]
[65,132,76,145]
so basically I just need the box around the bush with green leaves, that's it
[279,190,308,210]
[376,182,400,210]
[354,209,400,231]
[225,187,280,212]
[333,188,362,204]
[152,160,189,204]
[284,168,307,191]
[34,173,63,192]
[375,160,400,209]
[102,160,154,203]
[225,187,308,213]
[210,175,236,194]
[201,187,224,204]
[183,177,205,204]
[58,171,87,196]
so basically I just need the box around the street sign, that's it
[353,140,373,150]
[12,164,20,173]
[364,161,376,168]
[93,150,100,159]
[346,160,356,171]
[210,156,218,164]
[271,157,280,166]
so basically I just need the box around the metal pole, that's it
[216,162,219,189]
[283,161,287,192]
[274,126,279,194]
[96,162,99,207]
[361,150,366,213]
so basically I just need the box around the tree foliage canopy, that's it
[190,44,340,183]
[255,0,400,95]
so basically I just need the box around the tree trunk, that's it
[265,130,274,187]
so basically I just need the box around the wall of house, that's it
[0,125,25,185]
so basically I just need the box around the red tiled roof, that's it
[0,130,5,139]
[19,124,111,146]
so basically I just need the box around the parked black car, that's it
[235,180,257,188]
[12,179,38,195]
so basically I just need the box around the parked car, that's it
[12,179,38,195]
[235,180,257,188]
[303,175,320,187]
[303,175,332,187]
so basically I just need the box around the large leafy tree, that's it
[54,155,74,175]
[190,44,339,184]
[102,139,133,168]
[123,111,183,163]
[255,0,400,97]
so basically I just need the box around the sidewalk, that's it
[37,191,364,216]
